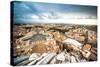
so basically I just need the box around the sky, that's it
[11,1,97,25]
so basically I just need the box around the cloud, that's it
[31,10,97,20]
[31,15,39,19]
[13,1,97,25]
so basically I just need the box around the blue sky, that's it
[11,1,97,24]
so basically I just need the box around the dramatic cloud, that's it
[12,1,97,25]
